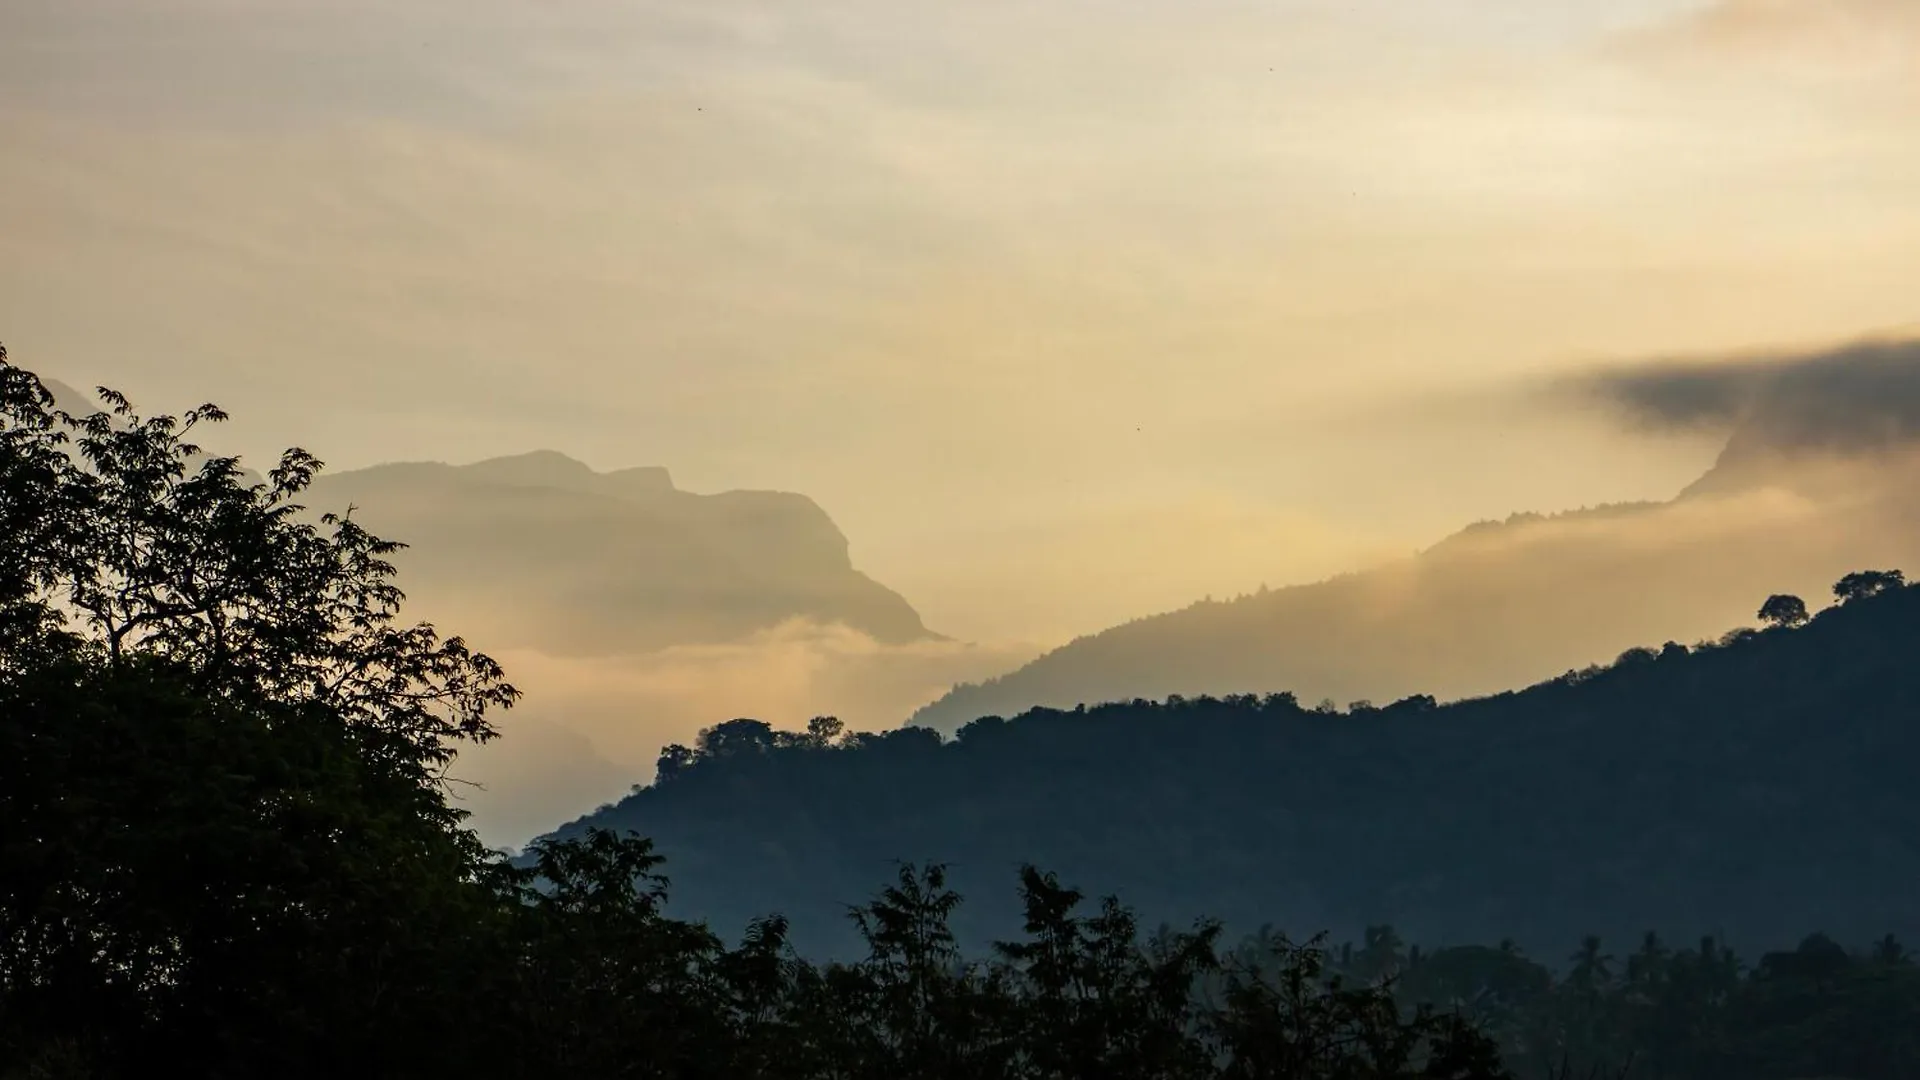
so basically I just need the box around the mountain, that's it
[32,370,969,846]
[909,336,1920,734]
[39,377,93,412]
[907,439,1920,736]
[306,450,933,655]
[539,576,1920,959]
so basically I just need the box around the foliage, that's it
[5,348,1917,1079]
[1756,593,1808,628]
[1833,569,1904,604]
[0,349,517,1077]
[0,352,517,780]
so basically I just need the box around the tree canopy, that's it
[1756,593,1808,628]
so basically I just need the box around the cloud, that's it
[440,618,1039,846]
[446,717,634,852]
[1615,0,1920,87]
[1553,332,1920,457]
[874,497,1409,645]
[1652,0,1917,54]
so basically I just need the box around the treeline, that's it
[1311,923,1920,1079]
[652,568,1905,790]
[558,567,1920,962]
[5,353,1916,1078]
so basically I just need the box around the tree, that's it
[656,741,699,782]
[0,628,507,1078]
[1567,937,1615,997]
[486,828,731,1077]
[699,717,778,758]
[1757,593,1809,629]
[1833,569,1905,604]
[1207,932,1509,1079]
[806,714,846,747]
[842,863,1008,1077]
[1354,924,1409,985]
[993,866,1218,1080]
[0,351,520,1077]
[0,355,517,782]
[1613,646,1658,667]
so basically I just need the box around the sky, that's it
[5,0,1917,842]
[6,0,1918,643]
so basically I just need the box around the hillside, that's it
[912,336,1920,736]
[307,450,932,655]
[909,455,1920,736]
[544,574,1920,959]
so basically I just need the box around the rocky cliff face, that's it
[308,450,932,655]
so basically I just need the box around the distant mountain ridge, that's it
[307,450,934,655]
[41,376,932,653]
[908,334,1920,734]
[909,438,1920,735]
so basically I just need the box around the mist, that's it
[446,620,1035,846]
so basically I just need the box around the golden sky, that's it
[4,0,1917,646]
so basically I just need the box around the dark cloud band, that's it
[1558,334,1920,455]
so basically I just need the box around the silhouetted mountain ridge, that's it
[544,576,1920,960]
[911,336,1920,732]
[309,450,934,654]
[31,375,931,654]
[910,448,1920,734]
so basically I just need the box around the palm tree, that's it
[1568,936,1615,996]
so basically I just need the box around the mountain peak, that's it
[461,450,598,488]
[1677,410,1920,500]
[455,452,676,495]
[308,451,930,652]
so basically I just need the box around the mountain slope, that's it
[912,338,1920,735]
[307,450,932,655]
[908,452,1920,735]
[544,577,1920,958]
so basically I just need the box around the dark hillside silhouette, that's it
[555,574,1920,960]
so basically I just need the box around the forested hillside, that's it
[557,570,1920,962]
[910,390,1920,736]
[12,354,1920,1077]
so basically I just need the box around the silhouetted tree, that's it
[1757,593,1809,629]
[699,717,778,758]
[656,741,698,781]
[1833,569,1905,604]
[0,353,516,1077]
[806,714,846,746]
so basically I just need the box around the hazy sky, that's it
[5,0,1918,643]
